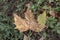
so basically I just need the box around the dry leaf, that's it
[13,3,46,32]
[49,10,57,17]
[23,35,29,40]
[49,10,60,18]
[39,37,44,40]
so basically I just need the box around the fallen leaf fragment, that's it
[39,37,44,40]
[13,13,29,32]
[37,11,47,26]
[49,10,57,17]
[23,35,29,40]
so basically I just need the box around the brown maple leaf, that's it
[13,3,46,32]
